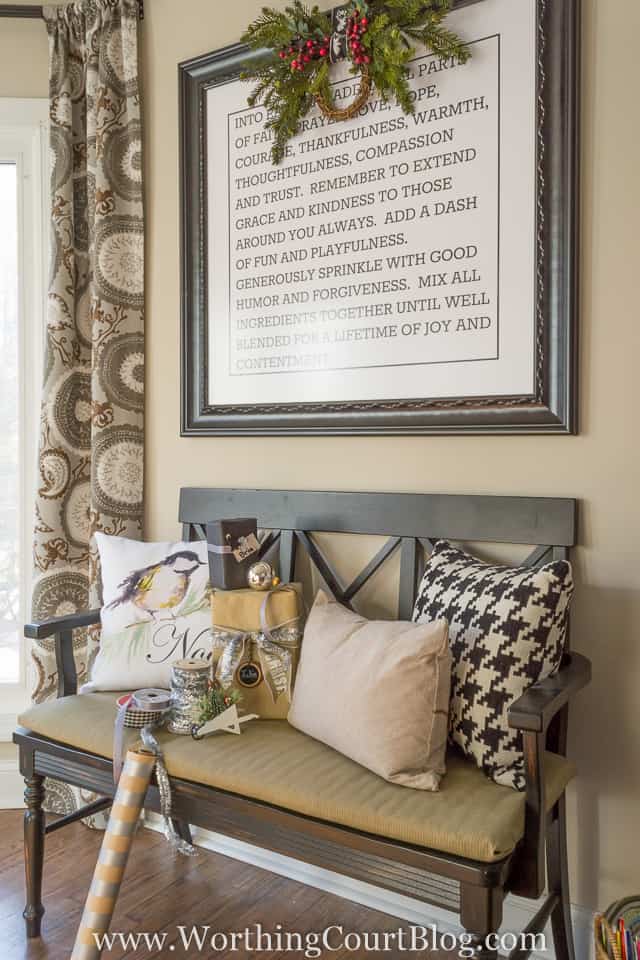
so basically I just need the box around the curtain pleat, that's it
[31,0,144,817]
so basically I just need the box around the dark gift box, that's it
[206,517,260,590]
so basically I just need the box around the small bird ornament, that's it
[107,550,205,621]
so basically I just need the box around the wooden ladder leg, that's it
[23,773,46,938]
[547,795,576,960]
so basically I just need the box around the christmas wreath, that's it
[241,1,471,164]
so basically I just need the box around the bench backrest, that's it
[179,488,577,621]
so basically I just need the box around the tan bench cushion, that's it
[18,693,575,863]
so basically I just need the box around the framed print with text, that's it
[180,0,579,436]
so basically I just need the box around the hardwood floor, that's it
[0,810,457,959]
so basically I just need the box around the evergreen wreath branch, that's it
[241,0,470,164]
[197,680,243,725]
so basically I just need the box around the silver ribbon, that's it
[168,660,211,735]
[113,689,172,784]
[213,587,301,702]
[139,727,197,857]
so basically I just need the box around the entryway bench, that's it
[14,488,591,959]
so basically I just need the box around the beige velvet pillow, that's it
[288,591,451,791]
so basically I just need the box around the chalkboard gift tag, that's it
[236,660,263,688]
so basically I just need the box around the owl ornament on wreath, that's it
[241,1,471,165]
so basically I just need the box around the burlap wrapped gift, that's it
[211,585,303,719]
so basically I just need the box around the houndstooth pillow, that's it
[413,541,574,790]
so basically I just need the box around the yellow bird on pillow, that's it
[107,550,205,620]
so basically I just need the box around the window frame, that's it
[0,98,48,735]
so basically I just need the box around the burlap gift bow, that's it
[213,586,301,702]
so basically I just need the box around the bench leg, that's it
[23,773,46,938]
[466,936,498,959]
[461,883,502,960]
[547,796,576,960]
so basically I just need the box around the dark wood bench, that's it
[14,488,591,959]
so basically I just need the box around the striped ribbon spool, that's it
[112,690,172,784]
[71,748,156,960]
[116,693,166,729]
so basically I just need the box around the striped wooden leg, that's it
[71,749,155,960]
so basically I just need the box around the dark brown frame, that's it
[179,0,580,436]
[15,488,590,958]
[0,3,145,19]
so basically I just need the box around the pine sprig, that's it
[241,0,471,164]
[242,4,332,163]
[197,681,242,725]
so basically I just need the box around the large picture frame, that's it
[180,0,579,436]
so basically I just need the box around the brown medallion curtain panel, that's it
[31,0,144,813]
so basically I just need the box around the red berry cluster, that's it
[279,34,330,71]
[347,8,370,66]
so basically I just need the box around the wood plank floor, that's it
[0,810,458,959]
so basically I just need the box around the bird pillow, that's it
[85,533,213,691]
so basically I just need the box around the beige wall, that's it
[143,0,639,912]
[0,9,48,98]
[1,0,638,915]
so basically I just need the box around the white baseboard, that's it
[0,713,18,741]
[145,817,594,959]
[0,717,22,809]
[0,758,23,809]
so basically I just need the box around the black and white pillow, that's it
[413,541,574,790]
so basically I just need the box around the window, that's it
[0,99,47,728]
[0,161,20,684]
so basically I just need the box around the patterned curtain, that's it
[31,0,144,811]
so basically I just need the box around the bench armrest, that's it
[507,651,591,900]
[508,652,591,734]
[25,609,101,698]
[25,609,101,640]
